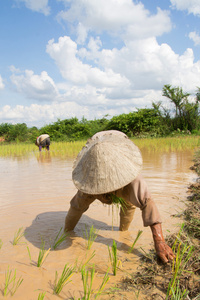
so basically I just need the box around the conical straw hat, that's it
[72,130,143,194]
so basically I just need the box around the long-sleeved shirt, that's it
[69,174,162,227]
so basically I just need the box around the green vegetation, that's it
[0,84,200,144]
[83,225,99,250]
[53,264,74,295]
[120,148,200,299]
[108,240,120,276]
[128,230,143,254]
[81,265,95,300]
[37,292,46,300]
[12,227,25,245]
[51,227,68,250]
[108,194,127,213]
[37,241,50,267]
[4,266,23,297]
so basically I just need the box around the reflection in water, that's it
[36,151,52,164]
[0,149,198,300]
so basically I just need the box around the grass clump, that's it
[94,268,110,299]
[53,264,74,295]
[4,266,23,296]
[37,240,51,267]
[12,227,24,245]
[52,227,68,250]
[83,225,98,250]
[79,265,110,299]
[81,265,95,300]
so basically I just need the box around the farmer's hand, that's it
[154,240,175,263]
[150,223,175,263]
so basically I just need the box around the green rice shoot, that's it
[108,240,119,276]
[81,264,95,300]
[128,230,143,254]
[52,227,68,250]
[53,264,74,295]
[94,268,110,299]
[83,225,99,250]
[12,227,25,245]
[27,246,32,264]
[37,241,50,268]
[4,266,23,296]
[37,292,46,300]
[76,250,96,272]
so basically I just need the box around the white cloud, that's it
[46,34,200,97]
[189,31,200,45]
[170,0,200,16]
[0,89,162,128]
[0,75,5,90]
[57,0,171,43]
[14,0,50,15]
[10,69,59,102]
[46,36,130,89]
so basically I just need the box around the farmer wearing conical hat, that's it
[64,130,175,263]
[35,134,50,151]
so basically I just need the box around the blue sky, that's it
[0,0,200,128]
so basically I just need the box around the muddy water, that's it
[0,149,198,299]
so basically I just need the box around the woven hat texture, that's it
[72,130,143,194]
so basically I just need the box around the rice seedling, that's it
[108,240,120,276]
[0,238,3,249]
[75,250,96,271]
[4,266,23,296]
[81,264,95,300]
[94,268,110,299]
[27,246,32,264]
[52,227,68,250]
[166,241,194,299]
[132,135,200,153]
[37,292,46,300]
[128,230,143,254]
[109,194,127,213]
[83,225,98,250]
[170,280,189,300]
[12,227,24,245]
[0,143,36,157]
[37,240,51,267]
[53,264,74,295]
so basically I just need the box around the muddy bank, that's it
[120,150,200,299]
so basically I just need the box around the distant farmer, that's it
[64,130,175,263]
[35,134,50,151]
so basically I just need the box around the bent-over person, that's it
[35,134,50,151]
[64,130,175,263]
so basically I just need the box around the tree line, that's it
[0,84,200,143]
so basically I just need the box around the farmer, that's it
[64,130,175,263]
[35,134,50,151]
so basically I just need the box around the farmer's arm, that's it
[64,191,95,231]
[122,175,175,263]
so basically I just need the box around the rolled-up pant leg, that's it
[64,191,95,232]
[119,203,136,231]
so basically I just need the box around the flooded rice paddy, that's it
[0,148,198,299]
